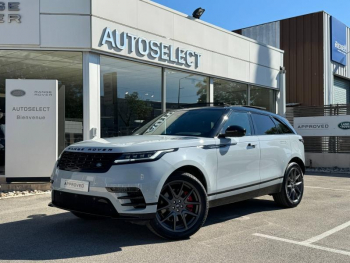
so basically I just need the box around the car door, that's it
[214,111,260,199]
[251,113,292,188]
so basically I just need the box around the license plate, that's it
[61,179,89,192]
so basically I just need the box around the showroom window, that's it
[249,85,276,113]
[213,79,248,105]
[0,50,83,175]
[165,69,209,109]
[100,56,162,137]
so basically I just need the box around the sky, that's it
[151,0,350,31]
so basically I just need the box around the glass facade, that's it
[0,50,83,175]
[250,85,276,112]
[165,69,209,109]
[99,56,277,139]
[213,79,248,105]
[100,56,162,137]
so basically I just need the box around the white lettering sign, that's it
[101,28,202,68]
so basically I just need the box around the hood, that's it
[65,135,215,153]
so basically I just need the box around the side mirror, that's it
[219,125,246,138]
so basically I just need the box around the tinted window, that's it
[221,112,251,136]
[274,118,294,134]
[252,114,279,135]
[135,109,227,137]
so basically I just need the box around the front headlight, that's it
[114,148,177,164]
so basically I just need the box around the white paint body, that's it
[51,108,304,216]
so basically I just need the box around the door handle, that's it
[248,143,257,148]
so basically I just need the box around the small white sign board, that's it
[5,79,58,180]
[294,116,350,136]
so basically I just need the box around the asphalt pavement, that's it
[0,172,349,263]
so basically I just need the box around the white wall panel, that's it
[92,0,138,28]
[40,15,91,48]
[137,0,174,39]
[0,0,39,45]
[249,42,281,69]
[91,0,283,89]
[250,64,279,88]
[40,0,91,14]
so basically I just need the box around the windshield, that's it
[133,108,227,137]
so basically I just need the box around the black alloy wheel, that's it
[273,162,304,208]
[147,172,208,239]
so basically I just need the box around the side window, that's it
[251,114,279,135]
[221,112,252,136]
[273,118,294,134]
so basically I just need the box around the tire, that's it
[71,211,104,220]
[273,162,304,208]
[147,172,208,240]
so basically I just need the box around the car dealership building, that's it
[234,11,350,168]
[0,0,285,181]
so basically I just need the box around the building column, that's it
[83,52,101,140]
[277,67,286,116]
[209,78,214,104]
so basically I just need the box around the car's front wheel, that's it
[147,172,208,240]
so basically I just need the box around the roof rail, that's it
[179,102,230,108]
[178,103,267,111]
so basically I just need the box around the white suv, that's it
[50,106,305,240]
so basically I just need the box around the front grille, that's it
[52,190,119,218]
[58,151,121,173]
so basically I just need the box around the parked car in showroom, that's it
[50,106,305,240]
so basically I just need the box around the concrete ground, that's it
[0,173,349,263]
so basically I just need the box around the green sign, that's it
[338,121,350,130]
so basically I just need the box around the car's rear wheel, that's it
[273,162,304,208]
[147,172,208,240]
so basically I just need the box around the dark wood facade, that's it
[234,12,325,106]
[280,12,324,106]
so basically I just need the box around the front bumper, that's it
[49,190,155,220]
[50,158,174,218]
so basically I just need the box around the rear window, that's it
[274,118,294,134]
[251,114,279,135]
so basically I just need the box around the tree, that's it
[118,92,153,128]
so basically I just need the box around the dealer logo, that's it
[10,89,26,97]
[338,122,350,130]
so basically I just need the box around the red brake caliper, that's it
[184,191,194,212]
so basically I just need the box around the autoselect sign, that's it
[101,28,202,69]
[331,16,347,66]
[294,116,350,136]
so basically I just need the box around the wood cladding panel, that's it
[280,12,324,106]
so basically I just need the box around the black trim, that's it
[208,177,283,196]
[121,202,158,207]
[209,183,281,208]
[6,177,50,183]
[49,202,155,221]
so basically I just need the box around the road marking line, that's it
[302,220,350,244]
[254,233,350,257]
[305,186,350,192]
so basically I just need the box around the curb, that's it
[0,183,51,192]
